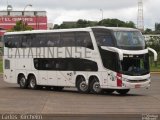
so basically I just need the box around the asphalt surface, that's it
[0,74,160,119]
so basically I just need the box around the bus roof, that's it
[4,28,92,35]
[4,26,139,35]
[90,26,140,32]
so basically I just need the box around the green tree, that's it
[155,23,160,34]
[8,20,33,32]
[98,19,136,28]
[146,36,160,67]
[77,19,89,28]
[125,21,136,28]
[54,24,60,29]
[144,28,153,34]
[53,18,136,29]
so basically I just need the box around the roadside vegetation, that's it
[0,59,2,73]
[146,35,160,72]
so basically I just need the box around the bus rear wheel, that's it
[90,78,102,94]
[76,76,89,93]
[116,89,130,95]
[19,75,28,89]
[29,76,38,89]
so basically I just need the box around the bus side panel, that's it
[3,58,17,83]
[101,71,117,88]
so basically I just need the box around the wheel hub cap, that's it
[80,81,88,91]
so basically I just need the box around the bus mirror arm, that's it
[115,48,123,61]
[147,47,158,61]
[101,47,123,61]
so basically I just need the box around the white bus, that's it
[3,27,158,95]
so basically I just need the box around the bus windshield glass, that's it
[120,54,149,76]
[114,31,145,49]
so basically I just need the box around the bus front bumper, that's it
[122,79,151,89]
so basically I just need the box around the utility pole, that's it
[137,0,144,31]
[100,9,104,21]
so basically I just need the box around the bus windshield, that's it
[120,54,149,76]
[114,31,145,49]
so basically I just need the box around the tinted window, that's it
[5,59,10,69]
[114,31,145,50]
[61,32,75,47]
[4,31,93,49]
[34,59,56,70]
[99,48,119,72]
[46,33,60,47]
[4,35,22,48]
[35,34,47,47]
[22,34,36,47]
[76,32,94,49]
[92,28,115,47]
[71,58,97,71]
[34,58,98,71]
[4,36,12,47]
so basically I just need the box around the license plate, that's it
[135,84,141,88]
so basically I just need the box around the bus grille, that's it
[127,79,148,83]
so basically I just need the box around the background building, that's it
[0,11,47,37]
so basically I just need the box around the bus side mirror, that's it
[147,47,158,61]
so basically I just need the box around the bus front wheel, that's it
[29,76,38,89]
[116,89,130,95]
[19,75,28,89]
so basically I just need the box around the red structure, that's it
[0,11,47,37]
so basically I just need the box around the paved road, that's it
[0,74,159,115]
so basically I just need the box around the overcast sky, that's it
[0,0,159,29]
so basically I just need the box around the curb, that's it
[151,72,160,74]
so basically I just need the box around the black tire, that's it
[53,86,64,91]
[90,77,102,94]
[116,89,130,95]
[76,76,89,93]
[103,89,115,94]
[19,75,28,89]
[28,76,38,89]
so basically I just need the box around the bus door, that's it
[57,71,74,86]
[47,71,57,86]
[55,60,74,86]
[38,71,48,85]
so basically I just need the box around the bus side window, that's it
[5,35,21,48]
[36,34,47,47]
[34,59,39,69]
[55,60,67,70]
[22,35,28,47]
[47,33,60,47]
[23,34,36,47]
[95,34,114,46]
[5,59,10,69]
[4,36,12,48]
[12,35,22,48]
[60,32,75,47]
[76,32,94,50]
